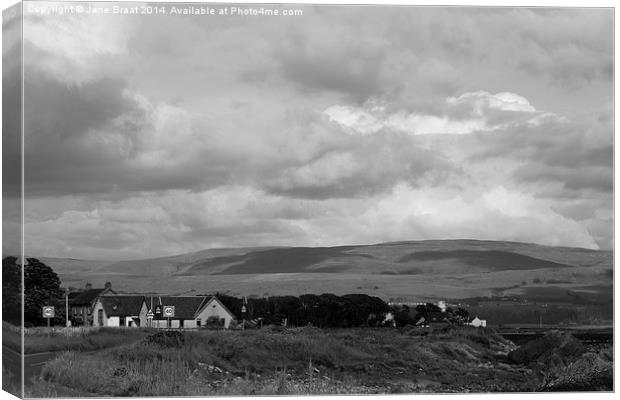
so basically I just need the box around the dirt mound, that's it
[508,331,585,365]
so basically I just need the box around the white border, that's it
[0,2,616,400]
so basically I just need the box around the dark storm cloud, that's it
[23,73,139,196]
[2,58,22,196]
[2,15,23,197]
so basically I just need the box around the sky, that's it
[3,3,613,260]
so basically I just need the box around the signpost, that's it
[241,296,247,330]
[42,306,55,328]
[65,291,70,327]
[163,306,175,329]
[146,310,154,328]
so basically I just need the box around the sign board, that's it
[154,305,163,319]
[42,306,55,318]
[146,310,154,318]
[163,305,175,318]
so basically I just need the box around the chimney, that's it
[104,281,112,290]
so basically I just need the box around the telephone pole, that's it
[65,290,70,327]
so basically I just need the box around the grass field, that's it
[21,324,613,396]
[3,322,153,354]
[25,326,526,396]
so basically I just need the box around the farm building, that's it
[69,282,116,326]
[147,295,236,329]
[92,295,149,327]
[469,316,487,328]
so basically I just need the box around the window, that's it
[120,316,126,326]
[180,319,184,328]
[97,309,103,326]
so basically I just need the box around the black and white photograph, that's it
[1,0,615,397]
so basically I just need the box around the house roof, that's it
[70,288,115,306]
[100,296,145,316]
[151,296,209,319]
[146,295,237,320]
[68,292,82,301]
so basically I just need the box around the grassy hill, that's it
[36,239,612,305]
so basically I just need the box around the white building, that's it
[92,296,149,327]
[469,316,487,328]
[147,295,236,329]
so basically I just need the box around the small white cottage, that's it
[147,295,236,329]
[469,316,487,328]
[194,296,236,328]
[92,296,149,327]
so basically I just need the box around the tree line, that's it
[214,292,393,328]
[3,256,472,329]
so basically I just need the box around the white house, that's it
[92,295,149,327]
[469,316,487,328]
[194,296,236,328]
[146,295,236,329]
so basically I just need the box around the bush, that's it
[508,331,585,365]
[541,351,613,391]
[145,331,185,348]
[205,316,225,329]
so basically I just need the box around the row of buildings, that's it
[68,283,486,329]
[68,283,236,328]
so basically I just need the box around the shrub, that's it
[205,316,225,329]
[541,351,613,391]
[145,331,185,348]
[508,331,585,365]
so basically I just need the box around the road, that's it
[2,345,61,388]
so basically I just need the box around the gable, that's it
[195,296,236,320]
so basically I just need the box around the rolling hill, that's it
[35,239,612,304]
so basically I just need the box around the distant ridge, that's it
[32,239,611,301]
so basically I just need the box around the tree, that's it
[392,305,416,327]
[24,258,64,326]
[413,302,442,323]
[450,307,470,325]
[2,256,21,324]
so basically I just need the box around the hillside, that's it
[36,239,612,305]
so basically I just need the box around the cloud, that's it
[262,131,454,199]
[324,91,561,136]
[23,11,133,84]
[16,6,613,256]
[24,181,601,260]
[447,91,536,113]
